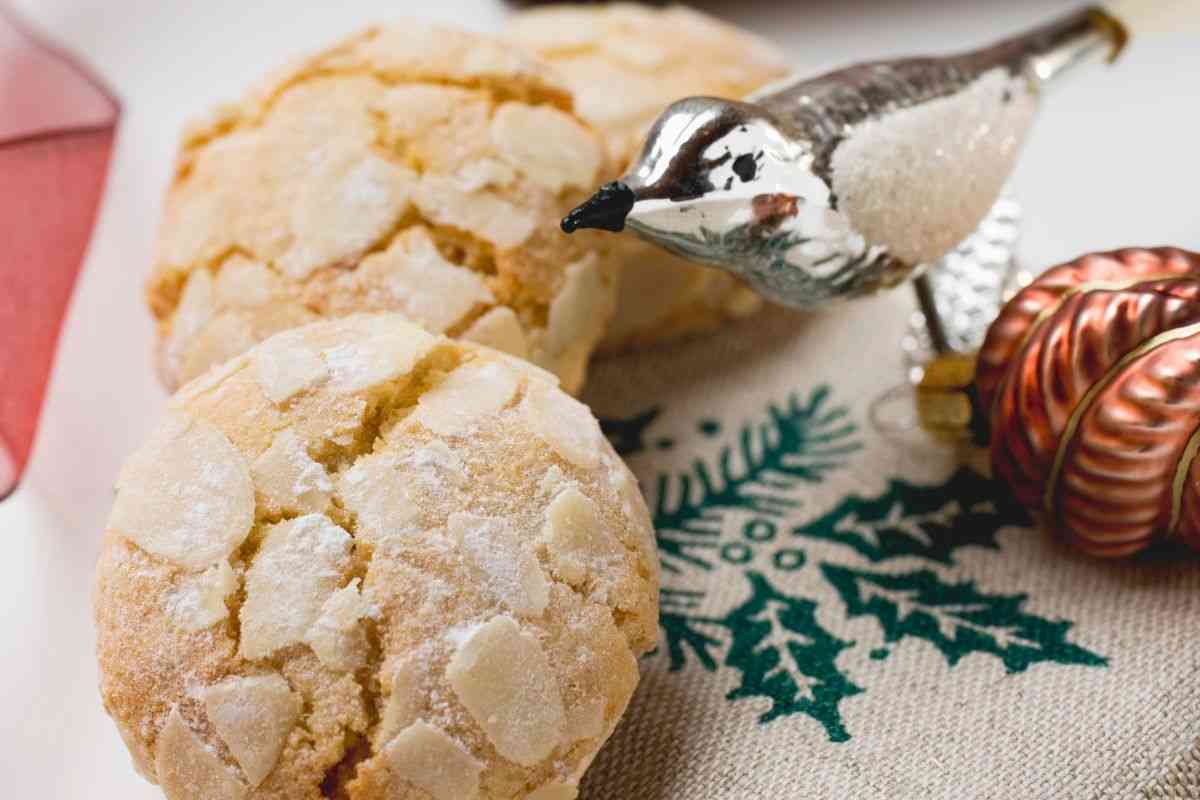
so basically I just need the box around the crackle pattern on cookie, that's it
[96,314,659,800]
[506,5,792,354]
[149,22,616,395]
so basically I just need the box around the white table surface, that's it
[1,1,1196,796]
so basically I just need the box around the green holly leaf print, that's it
[721,570,862,742]
[654,573,862,741]
[820,564,1108,673]
[794,468,1029,564]
[660,588,723,671]
[660,611,724,672]
[610,386,1106,745]
[653,386,861,574]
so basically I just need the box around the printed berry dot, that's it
[698,419,721,437]
[772,549,805,571]
[869,648,890,661]
[743,518,777,543]
[655,438,675,451]
[720,542,753,565]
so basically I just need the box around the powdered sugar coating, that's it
[409,360,520,437]
[449,512,550,618]
[352,227,494,334]
[251,336,329,404]
[108,413,255,570]
[164,560,238,632]
[304,578,372,672]
[507,4,786,166]
[542,486,627,602]
[156,708,248,800]
[96,314,658,799]
[203,675,302,787]
[520,383,604,470]
[382,720,484,800]
[462,306,529,359]
[445,614,566,765]
[251,428,333,516]
[240,514,354,660]
[320,319,436,393]
[148,21,616,394]
[336,452,423,547]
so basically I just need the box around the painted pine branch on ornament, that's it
[653,386,861,574]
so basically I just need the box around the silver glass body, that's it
[617,8,1119,309]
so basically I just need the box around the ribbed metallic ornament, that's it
[979,248,1200,557]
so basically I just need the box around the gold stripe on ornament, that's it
[1169,424,1200,537]
[1044,319,1200,516]
[1019,274,1190,356]
[1025,276,1184,341]
[989,274,1185,423]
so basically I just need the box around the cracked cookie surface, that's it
[149,22,617,395]
[96,314,660,800]
[506,5,792,353]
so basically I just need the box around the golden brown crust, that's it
[96,314,659,799]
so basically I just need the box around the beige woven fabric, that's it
[578,292,1200,800]
[1144,740,1200,799]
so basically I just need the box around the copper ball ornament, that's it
[977,247,1200,557]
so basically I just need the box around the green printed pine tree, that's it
[821,564,1107,673]
[653,386,860,573]
[795,468,1029,564]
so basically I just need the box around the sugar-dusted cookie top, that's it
[506,4,789,168]
[507,5,792,353]
[149,22,616,395]
[96,314,659,800]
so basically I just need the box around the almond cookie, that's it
[95,314,659,800]
[149,22,616,395]
[507,4,792,352]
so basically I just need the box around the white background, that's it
[1,1,1195,795]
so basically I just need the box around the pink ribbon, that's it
[0,9,119,498]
